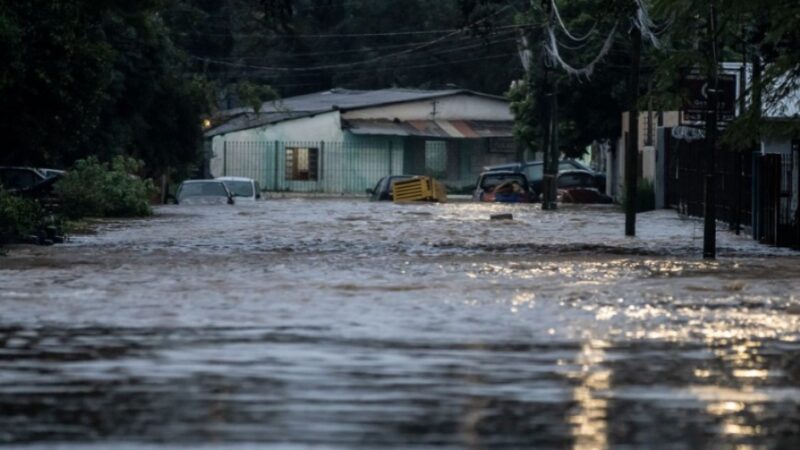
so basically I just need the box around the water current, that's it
[1,199,799,448]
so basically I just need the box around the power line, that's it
[176,23,524,39]
[190,35,519,71]
[190,51,520,80]
[199,29,518,60]
[189,5,515,72]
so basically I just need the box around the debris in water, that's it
[490,213,513,221]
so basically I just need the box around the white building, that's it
[204,88,519,193]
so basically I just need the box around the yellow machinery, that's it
[392,176,447,203]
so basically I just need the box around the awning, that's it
[342,119,513,139]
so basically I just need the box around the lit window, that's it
[285,147,319,181]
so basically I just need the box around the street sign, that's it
[680,71,738,125]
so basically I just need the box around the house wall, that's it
[341,94,512,121]
[207,94,516,193]
[209,112,344,184]
[611,111,680,202]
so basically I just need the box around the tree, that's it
[649,0,800,145]
[0,0,208,176]
[503,0,632,159]
[166,0,525,98]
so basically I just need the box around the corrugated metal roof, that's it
[343,119,513,139]
[206,88,511,138]
[219,88,507,117]
[204,111,312,137]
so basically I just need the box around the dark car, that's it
[472,171,534,203]
[483,159,606,196]
[366,175,421,201]
[0,167,48,192]
[176,180,235,205]
[557,170,613,204]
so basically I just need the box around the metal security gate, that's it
[754,151,799,248]
[214,140,403,194]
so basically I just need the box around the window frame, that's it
[285,147,319,181]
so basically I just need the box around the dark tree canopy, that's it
[0,0,207,174]
[2,0,799,173]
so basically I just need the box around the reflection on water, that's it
[0,200,799,448]
[569,340,610,450]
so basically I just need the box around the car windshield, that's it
[481,173,527,190]
[179,182,228,199]
[223,180,253,197]
[558,173,595,188]
[523,164,543,181]
[560,160,591,172]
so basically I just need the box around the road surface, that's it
[1,200,799,448]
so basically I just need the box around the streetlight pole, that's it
[703,1,719,259]
[625,16,641,236]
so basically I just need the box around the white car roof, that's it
[216,176,255,182]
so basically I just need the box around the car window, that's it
[223,180,254,197]
[480,173,528,190]
[178,182,228,199]
[558,161,577,172]
[558,173,594,188]
[0,169,40,190]
[560,160,591,172]
[523,164,543,181]
[371,178,385,196]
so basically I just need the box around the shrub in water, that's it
[56,156,156,219]
[0,188,43,244]
[621,179,656,213]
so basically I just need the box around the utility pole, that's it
[541,0,557,210]
[548,79,559,208]
[703,2,719,259]
[625,7,641,236]
[540,68,552,209]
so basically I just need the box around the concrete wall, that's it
[341,94,512,121]
[210,112,344,181]
[610,111,680,202]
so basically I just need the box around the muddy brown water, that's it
[1,200,799,449]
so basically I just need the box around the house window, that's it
[424,140,447,175]
[285,147,319,181]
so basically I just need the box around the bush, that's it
[55,156,156,219]
[0,188,43,244]
[621,179,656,213]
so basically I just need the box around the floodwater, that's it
[1,199,799,449]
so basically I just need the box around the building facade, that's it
[204,88,520,194]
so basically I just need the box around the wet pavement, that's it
[1,199,799,449]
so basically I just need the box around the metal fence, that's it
[754,152,800,247]
[666,128,799,249]
[668,137,753,230]
[211,140,405,194]
[210,139,488,195]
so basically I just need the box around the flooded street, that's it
[1,199,800,449]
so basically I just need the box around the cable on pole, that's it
[544,21,618,79]
[550,0,597,42]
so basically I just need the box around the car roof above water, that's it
[215,176,255,182]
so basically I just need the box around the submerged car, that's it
[483,159,606,196]
[0,167,59,192]
[176,180,234,205]
[217,176,261,202]
[366,175,421,201]
[557,170,613,204]
[472,171,534,203]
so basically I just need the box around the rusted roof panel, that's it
[343,119,513,139]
